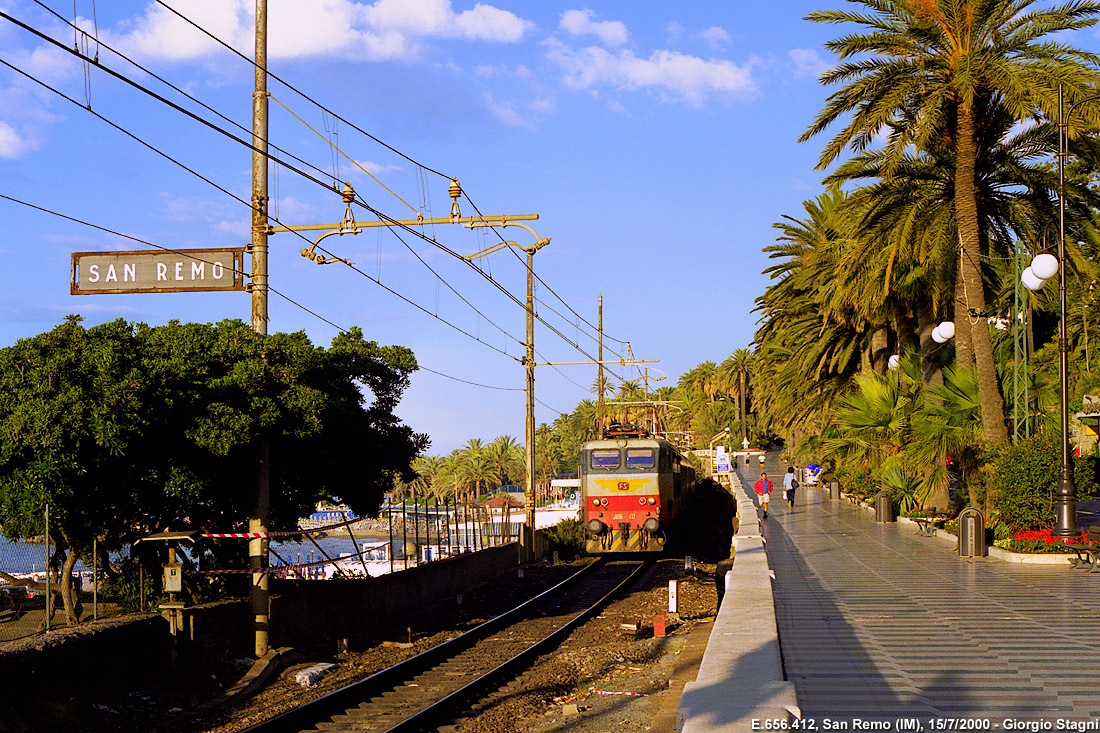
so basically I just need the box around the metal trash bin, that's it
[875,490,894,523]
[829,480,840,500]
[958,507,986,557]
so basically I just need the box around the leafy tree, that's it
[802,0,1100,446]
[0,317,426,625]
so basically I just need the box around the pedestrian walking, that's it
[783,466,799,508]
[754,472,773,518]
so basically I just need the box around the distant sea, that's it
[1,529,400,576]
[0,534,96,576]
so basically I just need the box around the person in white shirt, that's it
[783,466,799,508]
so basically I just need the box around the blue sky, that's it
[3,1,1096,455]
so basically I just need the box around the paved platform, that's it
[764,481,1100,720]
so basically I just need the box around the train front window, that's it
[590,449,620,470]
[625,448,655,469]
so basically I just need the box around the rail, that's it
[242,557,652,732]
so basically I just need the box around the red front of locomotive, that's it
[580,438,672,553]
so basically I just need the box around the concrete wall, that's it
[677,472,800,731]
[0,542,522,690]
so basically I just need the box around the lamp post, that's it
[1055,86,1098,538]
[464,222,550,562]
[1022,85,1099,538]
[1020,87,1098,538]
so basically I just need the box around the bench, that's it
[1065,527,1100,572]
[912,507,940,537]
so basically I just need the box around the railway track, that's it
[242,557,652,733]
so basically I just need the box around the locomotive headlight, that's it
[643,517,660,532]
[592,498,601,506]
[647,497,656,505]
[586,519,608,536]
[638,497,647,506]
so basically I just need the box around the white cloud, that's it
[451,3,534,42]
[560,9,628,47]
[666,21,686,43]
[475,64,531,79]
[354,160,404,176]
[107,0,533,63]
[545,39,757,107]
[697,26,730,51]
[790,48,829,80]
[214,218,250,238]
[484,93,532,129]
[0,121,31,159]
[529,97,556,114]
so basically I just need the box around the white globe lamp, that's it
[888,354,900,370]
[1032,253,1059,281]
[938,321,955,339]
[1021,267,1046,291]
[932,326,946,343]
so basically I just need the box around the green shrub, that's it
[988,432,1057,533]
[1073,452,1100,499]
[98,558,165,613]
[989,432,1100,533]
[542,518,584,561]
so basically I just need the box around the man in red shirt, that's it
[754,472,773,518]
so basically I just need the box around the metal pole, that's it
[93,537,97,621]
[248,0,271,659]
[44,504,49,633]
[524,248,536,563]
[402,496,408,571]
[388,499,394,575]
[597,295,604,434]
[1056,83,1078,539]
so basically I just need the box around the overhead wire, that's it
[0,191,536,391]
[0,54,520,362]
[4,6,634,397]
[11,6,343,192]
[460,190,630,347]
[152,0,450,179]
[6,9,593,368]
[143,0,632,358]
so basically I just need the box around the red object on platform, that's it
[653,614,666,637]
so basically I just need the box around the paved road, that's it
[755,483,1100,721]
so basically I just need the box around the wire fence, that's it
[263,497,521,580]
[0,519,129,643]
[1,498,532,644]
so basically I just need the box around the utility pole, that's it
[524,247,536,562]
[249,0,270,660]
[597,296,604,436]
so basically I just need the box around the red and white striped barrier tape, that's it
[552,690,650,704]
[200,518,374,539]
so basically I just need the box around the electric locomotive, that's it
[580,428,696,553]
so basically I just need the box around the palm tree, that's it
[802,0,1100,447]
[456,439,491,501]
[486,435,524,490]
[908,363,985,510]
[754,189,867,435]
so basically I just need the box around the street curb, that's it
[677,466,800,731]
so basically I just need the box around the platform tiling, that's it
[759,487,1100,720]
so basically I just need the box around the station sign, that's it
[71,248,247,295]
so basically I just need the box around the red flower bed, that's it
[1006,527,1092,552]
